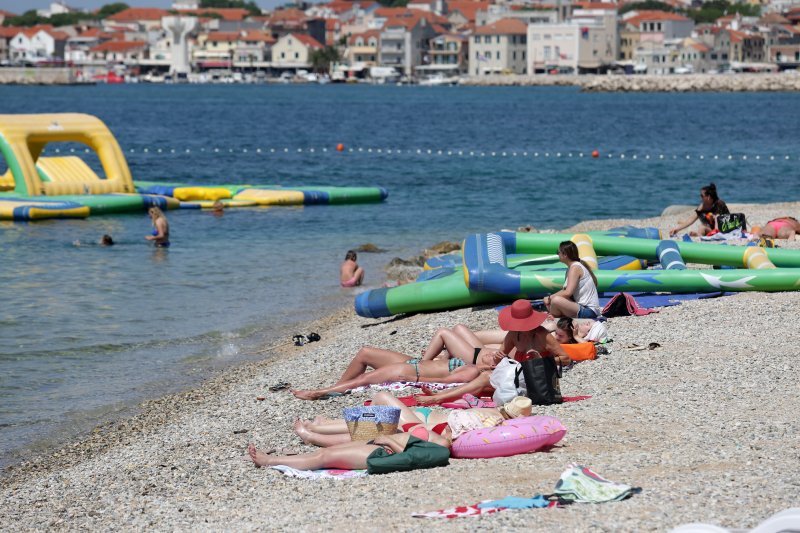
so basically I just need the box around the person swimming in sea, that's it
[145,207,170,247]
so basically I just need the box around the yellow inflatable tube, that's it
[0,198,89,220]
[233,188,305,206]
[172,187,232,202]
[570,233,599,270]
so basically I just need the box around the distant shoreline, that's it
[461,72,800,92]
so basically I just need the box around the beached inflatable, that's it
[355,229,800,318]
[0,113,387,220]
[451,415,566,459]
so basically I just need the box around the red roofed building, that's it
[89,40,148,63]
[195,30,276,67]
[9,26,69,62]
[378,9,442,76]
[177,8,251,22]
[0,9,16,25]
[446,1,490,30]
[469,18,528,75]
[345,29,380,65]
[325,18,342,46]
[105,8,170,31]
[272,32,323,67]
[66,28,116,63]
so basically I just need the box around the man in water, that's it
[340,250,364,287]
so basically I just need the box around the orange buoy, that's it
[591,150,600,158]
[336,143,345,152]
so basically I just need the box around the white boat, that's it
[418,74,458,86]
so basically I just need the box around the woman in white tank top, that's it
[543,241,601,319]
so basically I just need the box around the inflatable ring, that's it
[451,415,566,459]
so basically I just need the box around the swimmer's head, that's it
[148,206,164,219]
[100,234,114,246]
[345,250,357,261]
[212,200,224,212]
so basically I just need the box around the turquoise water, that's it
[1,85,799,468]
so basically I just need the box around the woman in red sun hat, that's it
[416,300,569,406]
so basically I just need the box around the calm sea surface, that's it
[1,85,799,468]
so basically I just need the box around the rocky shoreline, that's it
[461,73,800,92]
[1,202,799,531]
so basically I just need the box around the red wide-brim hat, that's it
[498,299,547,331]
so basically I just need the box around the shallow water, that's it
[1,85,799,468]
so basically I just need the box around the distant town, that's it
[1,0,799,84]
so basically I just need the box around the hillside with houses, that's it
[1,0,799,82]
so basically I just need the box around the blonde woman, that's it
[145,207,170,247]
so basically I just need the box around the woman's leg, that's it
[354,266,365,285]
[297,418,349,435]
[371,391,426,427]
[293,363,417,400]
[294,421,353,447]
[548,295,580,318]
[470,328,506,346]
[334,346,412,385]
[422,326,479,360]
[248,442,375,469]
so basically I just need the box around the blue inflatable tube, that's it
[656,240,686,270]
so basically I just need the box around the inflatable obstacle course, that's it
[355,227,800,318]
[0,113,387,220]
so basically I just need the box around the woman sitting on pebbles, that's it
[543,241,601,320]
[292,392,533,448]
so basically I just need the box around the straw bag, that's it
[343,406,400,441]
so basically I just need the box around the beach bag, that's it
[490,358,526,405]
[343,406,400,442]
[716,213,746,233]
[519,357,563,405]
[602,293,657,318]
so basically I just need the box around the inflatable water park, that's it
[355,227,800,318]
[0,113,387,221]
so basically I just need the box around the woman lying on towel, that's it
[248,431,450,474]
[550,317,608,344]
[293,392,533,448]
[291,349,506,400]
[751,216,800,240]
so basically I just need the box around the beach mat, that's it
[598,291,733,309]
[271,465,368,480]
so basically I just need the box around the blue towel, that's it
[477,495,550,509]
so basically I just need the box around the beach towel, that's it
[553,464,636,503]
[347,381,465,395]
[413,465,632,518]
[411,502,507,519]
[601,292,658,318]
[271,465,368,480]
[700,228,744,241]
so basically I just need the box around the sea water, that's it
[1,84,799,468]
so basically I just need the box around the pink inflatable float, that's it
[451,415,567,459]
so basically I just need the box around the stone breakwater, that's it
[0,67,90,85]
[461,73,800,92]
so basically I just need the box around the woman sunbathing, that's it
[293,392,532,448]
[248,432,450,474]
[752,217,799,240]
[291,349,505,400]
[421,325,506,361]
[416,300,570,406]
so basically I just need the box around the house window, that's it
[476,51,480,58]
[496,36,500,44]
[521,36,526,44]
[496,51,500,59]
[513,51,516,60]
[474,36,479,43]
[281,51,285,58]
[484,36,490,43]
[522,51,526,59]
[294,52,299,59]
[356,38,363,46]
[532,33,540,40]
[544,46,551,59]
[544,34,551,40]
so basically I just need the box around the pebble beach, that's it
[2,202,799,531]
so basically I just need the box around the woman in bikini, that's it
[292,392,531,448]
[752,216,800,240]
[416,300,570,406]
[291,349,505,400]
[145,206,170,247]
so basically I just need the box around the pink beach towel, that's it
[271,465,368,480]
